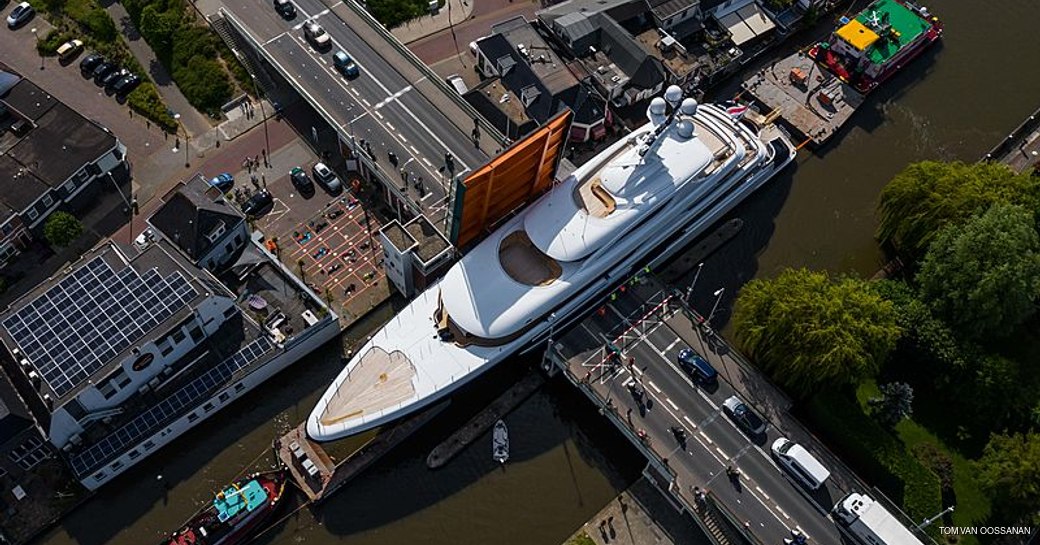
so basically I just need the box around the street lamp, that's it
[686,262,704,302]
[249,74,271,155]
[707,288,725,324]
[917,506,954,531]
[30,28,43,70]
[173,113,189,168]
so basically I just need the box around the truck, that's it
[833,493,926,545]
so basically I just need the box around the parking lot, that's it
[244,149,390,323]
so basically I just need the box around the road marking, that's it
[385,122,394,131]
[409,145,420,155]
[623,378,635,387]
[632,365,644,376]
[699,431,713,444]
[350,87,360,97]
[374,111,383,119]
[398,134,407,143]
[776,506,790,520]
[422,158,433,167]
[666,398,679,411]
[319,57,328,64]
[421,192,434,202]
[647,380,661,393]
[361,98,371,107]
[665,338,681,352]
[349,113,368,124]
[683,415,697,429]
[715,446,728,459]
[264,32,288,45]
[756,486,770,501]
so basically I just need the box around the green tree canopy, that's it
[976,432,1040,524]
[916,203,1040,340]
[871,279,964,380]
[43,211,83,248]
[876,161,1040,259]
[732,268,901,397]
[868,382,914,428]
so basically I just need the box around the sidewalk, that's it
[103,0,213,137]
[391,0,475,44]
[564,478,707,545]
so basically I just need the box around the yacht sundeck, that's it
[307,87,796,441]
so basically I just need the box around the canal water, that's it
[38,1,1040,544]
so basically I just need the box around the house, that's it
[539,7,669,107]
[710,0,777,48]
[470,17,608,142]
[645,0,703,39]
[0,72,127,267]
[0,232,339,490]
[147,175,249,271]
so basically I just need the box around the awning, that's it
[715,0,776,46]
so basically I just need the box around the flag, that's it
[722,100,749,119]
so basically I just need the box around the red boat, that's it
[808,0,942,94]
[162,470,287,545]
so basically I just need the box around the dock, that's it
[276,401,448,503]
[426,372,545,469]
[741,51,864,147]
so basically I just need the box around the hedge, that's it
[127,83,178,132]
[802,387,942,534]
[36,29,71,56]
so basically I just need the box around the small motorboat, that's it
[492,420,509,464]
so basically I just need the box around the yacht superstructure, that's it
[307,87,796,441]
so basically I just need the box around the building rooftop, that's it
[466,79,534,132]
[7,101,117,187]
[853,0,931,65]
[646,0,698,20]
[0,371,31,444]
[0,155,49,211]
[1,79,58,122]
[149,175,245,262]
[0,241,211,405]
[404,216,450,266]
[634,28,702,78]
[490,16,579,97]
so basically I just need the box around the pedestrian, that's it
[261,174,266,188]
[262,148,267,164]
[254,155,260,168]
[251,174,259,188]
[243,158,250,172]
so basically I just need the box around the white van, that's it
[446,74,468,95]
[771,438,831,490]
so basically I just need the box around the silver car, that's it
[312,162,342,193]
[304,22,331,50]
[722,395,767,436]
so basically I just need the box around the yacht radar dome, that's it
[680,98,698,116]
[676,119,695,139]
[664,85,683,107]
[647,97,668,126]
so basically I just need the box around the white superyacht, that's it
[308,87,796,441]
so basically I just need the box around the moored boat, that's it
[161,470,287,545]
[808,0,942,94]
[493,420,509,464]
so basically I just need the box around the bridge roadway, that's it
[552,286,848,545]
[220,0,496,214]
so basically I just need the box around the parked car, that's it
[92,62,118,84]
[111,73,142,96]
[6,2,33,29]
[273,0,296,18]
[311,162,342,193]
[102,68,129,91]
[289,166,315,192]
[722,395,767,436]
[677,348,718,386]
[208,173,234,192]
[771,438,831,490]
[57,39,84,62]
[241,190,273,216]
[79,52,104,74]
[445,74,467,94]
[332,50,359,78]
[303,22,330,50]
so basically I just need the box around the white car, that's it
[722,395,767,436]
[57,39,84,61]
[312,162,342,193]
[304,22,331,49]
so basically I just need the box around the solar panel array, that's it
[1,255,200,398]
[70,336,275,477]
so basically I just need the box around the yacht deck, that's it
[499,230,562,286]
[318,346,416,426]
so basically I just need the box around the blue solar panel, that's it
[1,255,201,398]
[69,336,275,477]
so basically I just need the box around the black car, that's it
[112,73,142,96]
[723,395,767,437]
[102,68,128,90]
[241,191,273,216]
[92,62,117,84]
[79,52,103,74]
[6,2,34,29]
[289,167,315,192]
[273,0,296,18]
[677,348,718,386]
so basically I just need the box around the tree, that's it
[868,382,914,428]
[139,5,178,61]
[916,203,1040,340]
[871,279,964,381]
[876,161,1040,259]
[732,268,901,397]
[976,432,1040,523]
[43,212,83,248]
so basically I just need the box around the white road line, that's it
[666,398,679,411]
[420,192,434,202]
[374,111,383,119]
[715,446,728,459]
[350,87,360,96]
[647,380,661,393]
[665,338,681,352]
[776,506,790,520]
[361,98,371,107]
[683,415,697,429]
[756,486,770,501]
[632,365,644,376]
[409,145,420,155]
[385,122,394,131]
[422,158,433,167]
[264,32,288,45]
[319,57,328,64]
[398,134,407,143]
[623,378,635,387]
[699,431,713,444]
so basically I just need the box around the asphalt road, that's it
[564,290,847,545]
[220,0,491,212]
